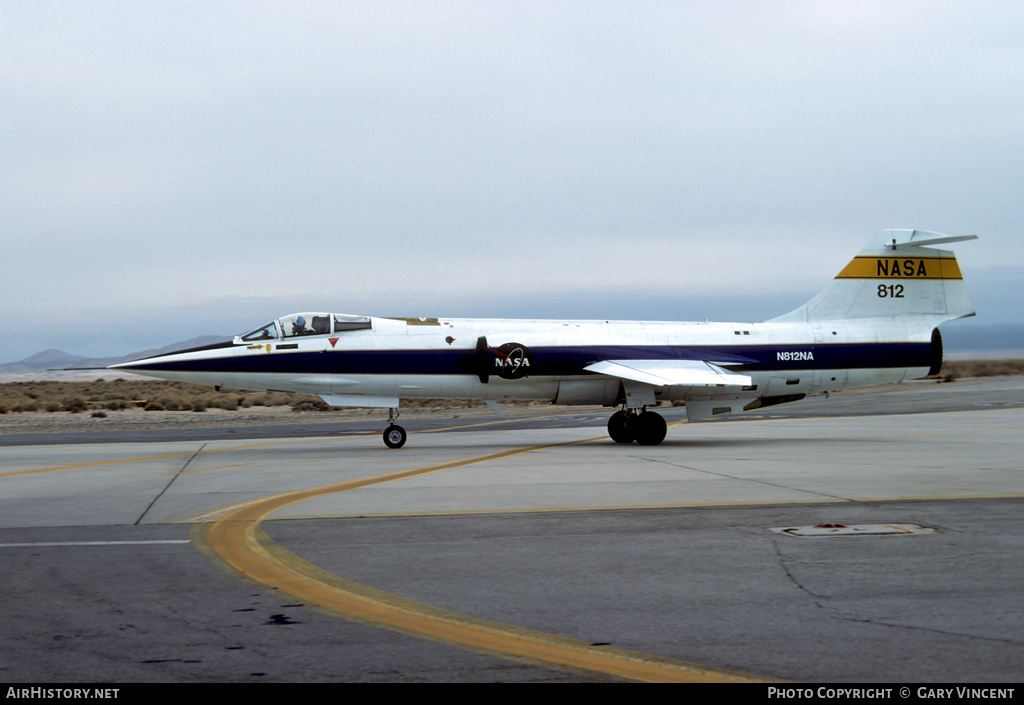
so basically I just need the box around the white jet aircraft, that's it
[112,229,977,448]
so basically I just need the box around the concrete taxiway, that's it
[2,377,1023,682]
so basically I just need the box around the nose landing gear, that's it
[607,408,667,446]
[383,408,407,449]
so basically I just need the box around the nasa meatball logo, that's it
[492,342,533,379]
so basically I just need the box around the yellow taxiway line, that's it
[196,438,769,683]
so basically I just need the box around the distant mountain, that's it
[0,335,229,378]
[114,336,230,364]
[16,348,87,367]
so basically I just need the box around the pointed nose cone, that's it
[107,357,152,371]
[106,353,181,380]
[107,340,235,377]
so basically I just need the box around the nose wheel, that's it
[607,408,667,446]
[383,424,407,449]
[383,408,407,448]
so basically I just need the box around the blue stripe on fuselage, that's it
[121,342,933,376]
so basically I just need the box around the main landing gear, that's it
[383,408,407,449]
[607,408,668,446]
[381,406,669,449]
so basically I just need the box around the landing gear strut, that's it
[383,408,407,449]
[607,408,667,446]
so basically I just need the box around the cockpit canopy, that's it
[236,313,372,343]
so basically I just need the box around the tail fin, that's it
[769,229,978,323]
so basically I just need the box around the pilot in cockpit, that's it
[291,316,311,336]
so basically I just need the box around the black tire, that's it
[383,424,407,449]
[633,412,667,446]
[607,410,636,443]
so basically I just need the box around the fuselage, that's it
[111,312,940,408]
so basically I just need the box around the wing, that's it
[584,359,755,420]
[584,359,752,387]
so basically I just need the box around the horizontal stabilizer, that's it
[585,359,752,387]
[882,231,978,249]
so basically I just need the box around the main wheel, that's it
[634,409,667,442]
[633,412,667,446]
[607,410,635,443]
[383,424,407,449]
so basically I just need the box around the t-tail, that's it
[769,229,978,325]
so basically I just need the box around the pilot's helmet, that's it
[295,316,306,327]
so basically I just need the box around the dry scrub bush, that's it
[0,379,319,414]
[63,397,87,413]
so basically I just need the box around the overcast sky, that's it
[2,1,1021,362]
